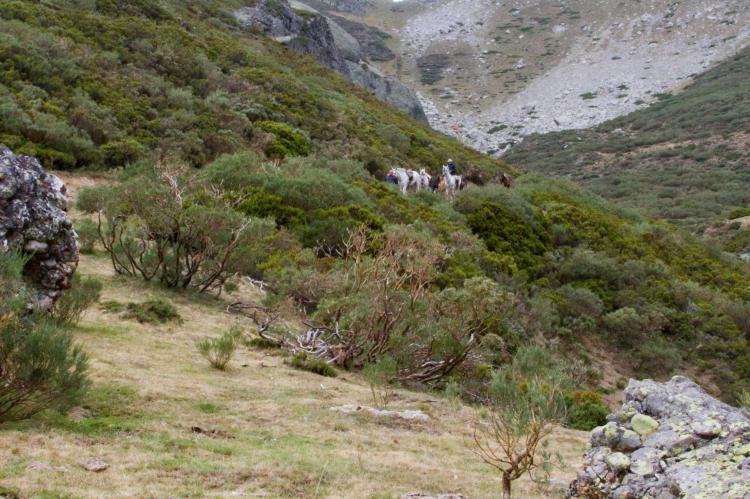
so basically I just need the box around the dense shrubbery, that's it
[0,252,89,422]
[8,0,750,406]
[0,0,509,181]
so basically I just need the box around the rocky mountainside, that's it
[235,0,427,123]
[343,0,750,155]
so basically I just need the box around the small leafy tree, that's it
[362,355,398,408]
[471,346,567,499]
[197,328,242,370]
[0,252,89,422]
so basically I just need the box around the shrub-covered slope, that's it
[2,0,750,402]
[0,0,504,179]
[507,46,750,233]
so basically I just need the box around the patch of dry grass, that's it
[0,185,588,497]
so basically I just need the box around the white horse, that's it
[442,164,463,196]
[389,168,411,195]
[416,168,431,191]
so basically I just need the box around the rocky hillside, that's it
[507,45,750,234]
[344,0,750,155]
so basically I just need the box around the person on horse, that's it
[446,158,458,175]
[385,170,399,185]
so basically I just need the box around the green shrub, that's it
[78,168,256,293]
[0,252,89,423]
[287,352,337,377]
[255,120,310,158]
[362,355,398,408]
[52,275,102,326]
[197,328,242,370]
[99,300,125,313]
[124,300,180,324]
[75,219,100,254]
[564,391,609,431]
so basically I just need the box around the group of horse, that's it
[386,165,467,196]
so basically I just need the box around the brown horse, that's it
[500,173,513,189]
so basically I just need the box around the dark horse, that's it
[500,173,513,189]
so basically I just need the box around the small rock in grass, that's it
[78,457,109,472]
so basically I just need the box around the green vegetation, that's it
[2,0,750,413]
[288,352,338,377]
[471,346,567,498]
[123,299,180,324]
[0,0,506,181]
[52,275,102,326]
[362,355,398,408]
[197,328,242,370]
[0,252,89,423]
[508,46,750,234]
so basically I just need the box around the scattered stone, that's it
[78,457,109,472]
[691,418,722,438]
[568,376,750,498]
[631,413,659,436]
[0,146,78,309]
[331,405,430,422]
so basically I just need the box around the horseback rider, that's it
[385,170,399,185]
[446,158,458,175]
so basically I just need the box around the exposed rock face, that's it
[0,146,78,309]
[234,0,427,123]
[567,376,750,498]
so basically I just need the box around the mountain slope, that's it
[1,0,750,415]
[507,45,750,233]
[0,0,504,180]
[347,0,750,154]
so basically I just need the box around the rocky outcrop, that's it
[0,146,78,309]
[567,376,750,498]
[234,0,427,123]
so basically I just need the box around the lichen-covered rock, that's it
[0,146,78,309]
[631,413,659,436]
[568,376,750,498]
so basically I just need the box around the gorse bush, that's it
[198,328,242,370]
[74,218,99,254]
[0,252,89,423]
[564,391,609,431]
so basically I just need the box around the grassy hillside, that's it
[0,248,587,498]
[507,46,750,233]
